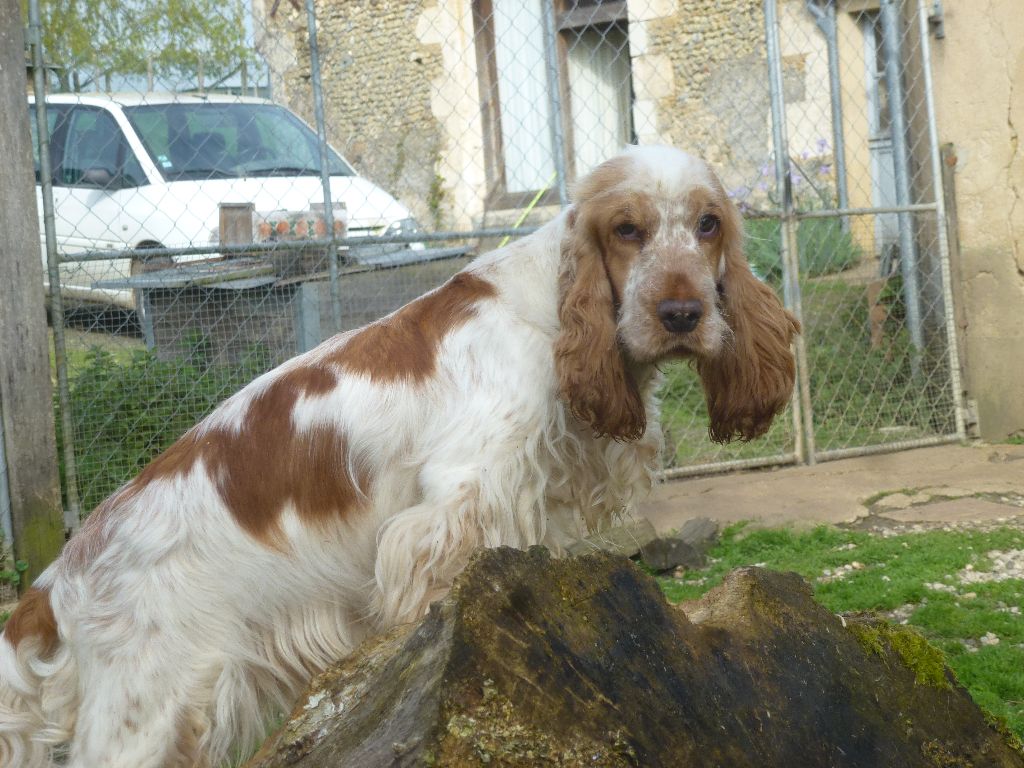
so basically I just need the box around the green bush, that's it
[745,217,862,280]
[57,338,272,514]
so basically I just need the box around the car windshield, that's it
[123,102,354,181]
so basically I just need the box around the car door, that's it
[51,104,147,296]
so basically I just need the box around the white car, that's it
[29,92,423,309]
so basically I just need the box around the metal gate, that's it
[758,0,965,469]
[24,0,964,520]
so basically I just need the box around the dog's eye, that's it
[697,214,720,238]
[615,223,642,241]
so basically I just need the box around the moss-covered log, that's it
[248,547,1024,768]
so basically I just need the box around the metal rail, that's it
[62,227,542,263]
[28,0,80,525]
[304,0,342,332]
[766,0,815,465]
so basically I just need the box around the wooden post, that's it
[0,0,66,586]
[219,202,255,247]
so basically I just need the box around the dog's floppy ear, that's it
[554,207,646,441]
[696,197,801,442]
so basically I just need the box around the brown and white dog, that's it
[0,146,798,767]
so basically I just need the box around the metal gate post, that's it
[29,0,81,527]
[0,404,13,548]
[879,0,924,375]
[304,0,342,334]
[765,0,814,465]
[541,0,569,207]
[805,0,850,220]
[916,0,967,439]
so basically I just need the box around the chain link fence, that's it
[24,0,964,524]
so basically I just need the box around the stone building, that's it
[254,0,831,232]
[256,0,1024,441]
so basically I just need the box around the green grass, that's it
[657,524,1024,739]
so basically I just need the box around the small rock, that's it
[981,632,1000,647]
[641,537,705,572]
[567,518,658,558]
[676,517,720,553]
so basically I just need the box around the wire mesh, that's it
[24,0,962,520]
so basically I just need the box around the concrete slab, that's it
[881,497,1020,523]
[640,442,1024,534]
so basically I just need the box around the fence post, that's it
[303,0,343,335]
[0,0,66,586]
[540,0,569,207]
[879,0,924,375]
[764,0,815,465]
[916,1,967,441]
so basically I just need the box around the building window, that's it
[474,0,634,208]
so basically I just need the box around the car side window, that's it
[59,107,147,189]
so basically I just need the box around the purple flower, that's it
[816,137,829,153]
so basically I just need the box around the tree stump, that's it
[248,547,1024,768]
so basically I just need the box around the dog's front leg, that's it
[370,445,549,628]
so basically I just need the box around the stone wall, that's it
[633,0,767,188]
[257,0,833,226]
[632,0,831,198]
[257,0,451,230]
[929,0,1024,440]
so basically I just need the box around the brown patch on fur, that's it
[206,372,369,543]
[660,272,702,302]
[338,272,497,383]
[87,274,497,544]
[3,587,58,656]
[694,182,801,442]
[556,161,650,441]
[135,365,368,544]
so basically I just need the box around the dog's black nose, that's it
[657,299,703,334]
